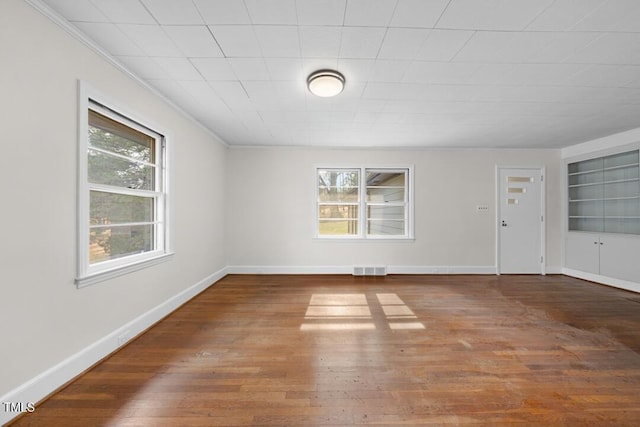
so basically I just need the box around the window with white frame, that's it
[316,167,412,239]
[77,85,170,286]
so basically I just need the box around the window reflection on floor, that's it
[305,305,371,318]
[300,292,425,331]
[301,293,375,331]
[300,323,376,331]
[376,292,425,330]
[309,294,367,306]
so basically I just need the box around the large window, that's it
[316,167,413,239]
[77,83,171,286]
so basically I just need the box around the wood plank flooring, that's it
[11,274,640,426]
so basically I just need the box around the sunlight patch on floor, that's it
[300,323,376,331]
[389,322,426,330]
[301,293,425,331]
[305,305,372,318]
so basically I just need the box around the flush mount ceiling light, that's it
[307,70,345,97]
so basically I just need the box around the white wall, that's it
[226,147,562,272]
[0,0,226,407]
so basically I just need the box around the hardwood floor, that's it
[11,274,640,426]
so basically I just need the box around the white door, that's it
[498,168,543,274]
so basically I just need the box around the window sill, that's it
[76,252,174,288]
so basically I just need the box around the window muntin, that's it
[78,90,169,285]
[316,167,412,239]
[366,170,408,237]
[87,149,156,190]
[317,169,360,236]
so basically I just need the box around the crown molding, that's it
[23,0,229,148]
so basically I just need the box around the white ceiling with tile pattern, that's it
[35,0,640,148]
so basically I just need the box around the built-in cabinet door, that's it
[600,234,640,283]
[565,233,600,274]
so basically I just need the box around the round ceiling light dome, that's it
[307,70,345,97]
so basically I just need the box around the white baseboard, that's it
[563,268,640,293]
[226,265,497,275]
[545,266,563,274]
[387,265,497,274]
[225,265,353,275]
[225,265,568,276]
[0,267,228,426]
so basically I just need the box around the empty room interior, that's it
[3,0,640,425]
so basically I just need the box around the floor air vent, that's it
[353,266,387,276]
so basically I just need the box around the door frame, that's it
[495,165,546,275]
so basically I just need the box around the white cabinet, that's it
[599,234,640,283]
[565,148,640,291]
[565,232,640,284]
[565,232,599,275]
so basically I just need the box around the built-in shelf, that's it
[568,150,640,235]
[568,163,640,176]
[569,178,640,188]
[570,216,640,219]
[570,196,640,202]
